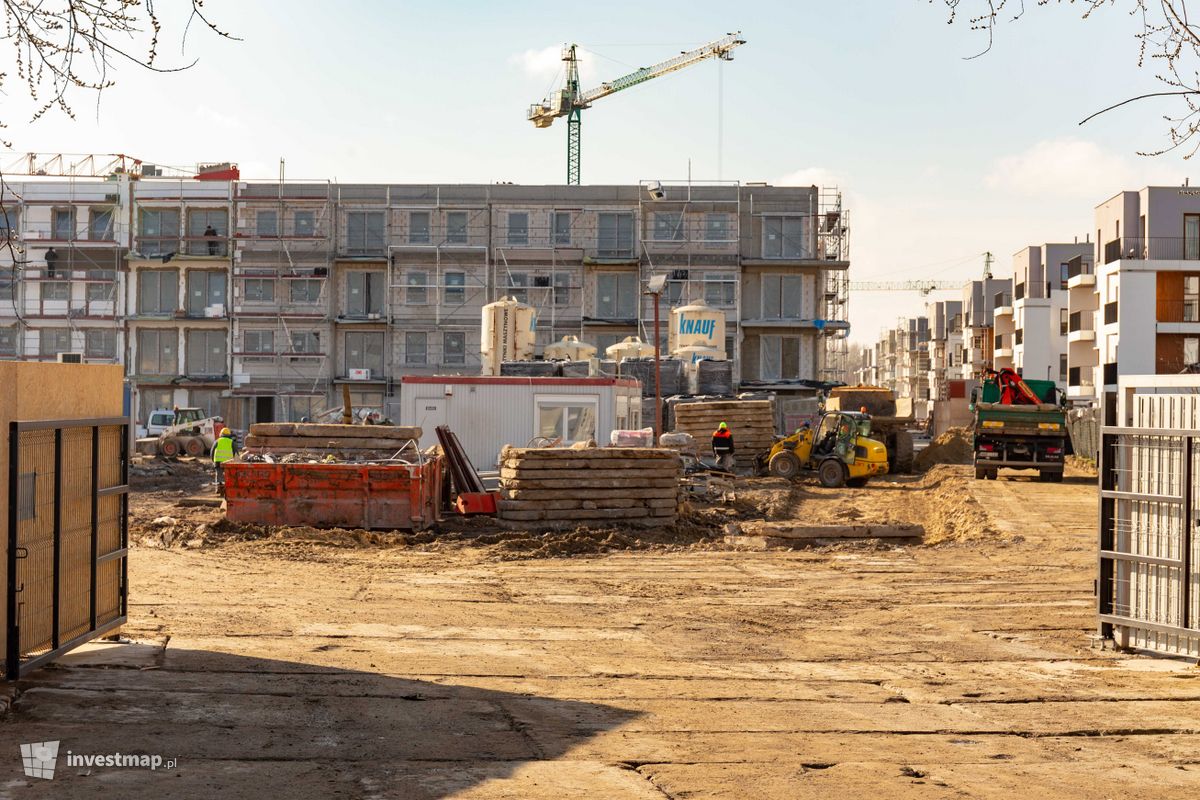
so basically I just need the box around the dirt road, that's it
[3,466,1199,798]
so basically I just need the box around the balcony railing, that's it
[1155,299,1200,323]
[995,333,1008,349]
[1014,282,1025,301]
[1104,300,1119,325]
[1068,310,1094,332]
[1066,255,1093,280]
[1104,237,1200,263]
[1104,362,1118,385]
[994,291,1012,308]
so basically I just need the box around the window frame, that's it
[506,211,529,246]
[409,210,431,244]
[84,328,116,359]
[533,395,599,445]
[446,211,469,244]
[405,331,428,365]
[242,277,276,304]
[443,331,466,365]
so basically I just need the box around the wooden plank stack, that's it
[243,423,422,457]
[497,446,681,529]
[671,399,777,473]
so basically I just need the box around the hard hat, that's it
[718,422,728,430]
[220,427,231,436]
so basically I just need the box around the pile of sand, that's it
[914,427,974,472]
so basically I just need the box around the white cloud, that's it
[985,138,1182,199]
[510,45,565,81]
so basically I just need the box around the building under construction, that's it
[0,158,851,427]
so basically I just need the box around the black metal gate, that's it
[5,417,129,680]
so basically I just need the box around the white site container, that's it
[669,299,726,359]
[395,375,643,470]
[543,335,597,361]
[480,296,536,376]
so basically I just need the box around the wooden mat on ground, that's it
[671,400,777,472]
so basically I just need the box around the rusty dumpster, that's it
[223,456,443,531]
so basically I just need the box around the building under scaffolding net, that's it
[0,168,852,427]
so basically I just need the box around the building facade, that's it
[0,170,851,426]
[1007,242,1090,384]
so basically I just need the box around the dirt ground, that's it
[3,462,1200,798]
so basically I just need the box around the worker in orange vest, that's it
[712,421,735,471]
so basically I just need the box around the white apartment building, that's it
[1007,243,1090,384]
[1071,185,1200,408]
[959,277,1011,380]
[925,299,962,401]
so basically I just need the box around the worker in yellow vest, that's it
[211,427,237,493]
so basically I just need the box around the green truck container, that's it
[970,377,1068,482]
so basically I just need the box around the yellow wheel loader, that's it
[756,411,889,488]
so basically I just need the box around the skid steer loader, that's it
[756,411,889,488]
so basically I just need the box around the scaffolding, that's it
[818,186,850,383]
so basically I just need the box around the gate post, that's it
[6,422,19,680]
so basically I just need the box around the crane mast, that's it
[527,33,746,185]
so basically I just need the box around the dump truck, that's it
[823,385,915,473]
[970,369,1068,482]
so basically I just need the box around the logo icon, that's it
[20,741,59,780]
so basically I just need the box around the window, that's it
[553,211,572,246]
[1187,337,1200,366]
[86,270,116,302]
[294,210,315,237]
[553,271,571,306]
[186,270,227,316]
[287,395,321,422]
[446,211,468,244]
[243,278,275,303]
[187,209,228,256]
[243,330,274,354]
[406,270,429,305]
[596,272,637,319]
[762,215,808,259]
[52,208,74,240]
[1186,276,1200,322]
[1059,353,1068,382]
[0,208,17,239]
[653,212,684,241]
[1060,262,1070,290]
[0,327,17,356]
[85,329,116,359]
[597,212,634,257]
[704,214,731,242]
[139,209,180,256]
[1188,214,1200,261]
[761,335,804,380]
[291,331,321,354]
[1060,308,1070,336]
[345,210,385,254]
[760,274,804,319]
[39,329,71,357]
[345,330,384,374]
[405,331,427,365]
[89,209,113,241]
[256,210,278,237]
[346,271,384,316]
[507,272,528,303]
[507,212,529,245]
[40,281,69,301]
[189,389,221,419]
[140,390,174,424]
[137,329,175,375]
[535,398,598,444]
[289,279,321,304]
[665,275,686,305]
[444,271,465,304]
[443,331,465,365]
[705,272,736,306]
[186,329,227,376]
[409,211,431,244]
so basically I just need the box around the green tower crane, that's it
[527,33,746,185]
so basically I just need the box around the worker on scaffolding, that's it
[712,421,735,471]
[211,427,237,493]
[204,224,219,256]
[44,247,58,278]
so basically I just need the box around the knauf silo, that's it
[669,300,726,360]
[480,296,536,375]
[543,335,597,361]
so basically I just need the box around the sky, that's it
[3,0,1193,342]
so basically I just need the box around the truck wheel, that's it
[986,470,998,480]
[888,431,915,474]
[1040,470,1063,483]
[184,437,205,458]
[159,438,181,458]
[975,467,986,480]
[818,459,847,488]
[768,451,801,480]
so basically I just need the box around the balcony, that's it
[994,333,1012,359]
[1067,310,1095,342]
[1103,362,1118,386]
[1103,237,1200,264]
[994,291,1013,317]
[1104,300,1119,325]
[1014,282,1025,301]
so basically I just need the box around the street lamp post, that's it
[646,273,668,439]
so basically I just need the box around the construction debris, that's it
[913,426,974,471]
[497,446,682,529]
[670,399,777,473]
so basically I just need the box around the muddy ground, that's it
[2,460,1198,798]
